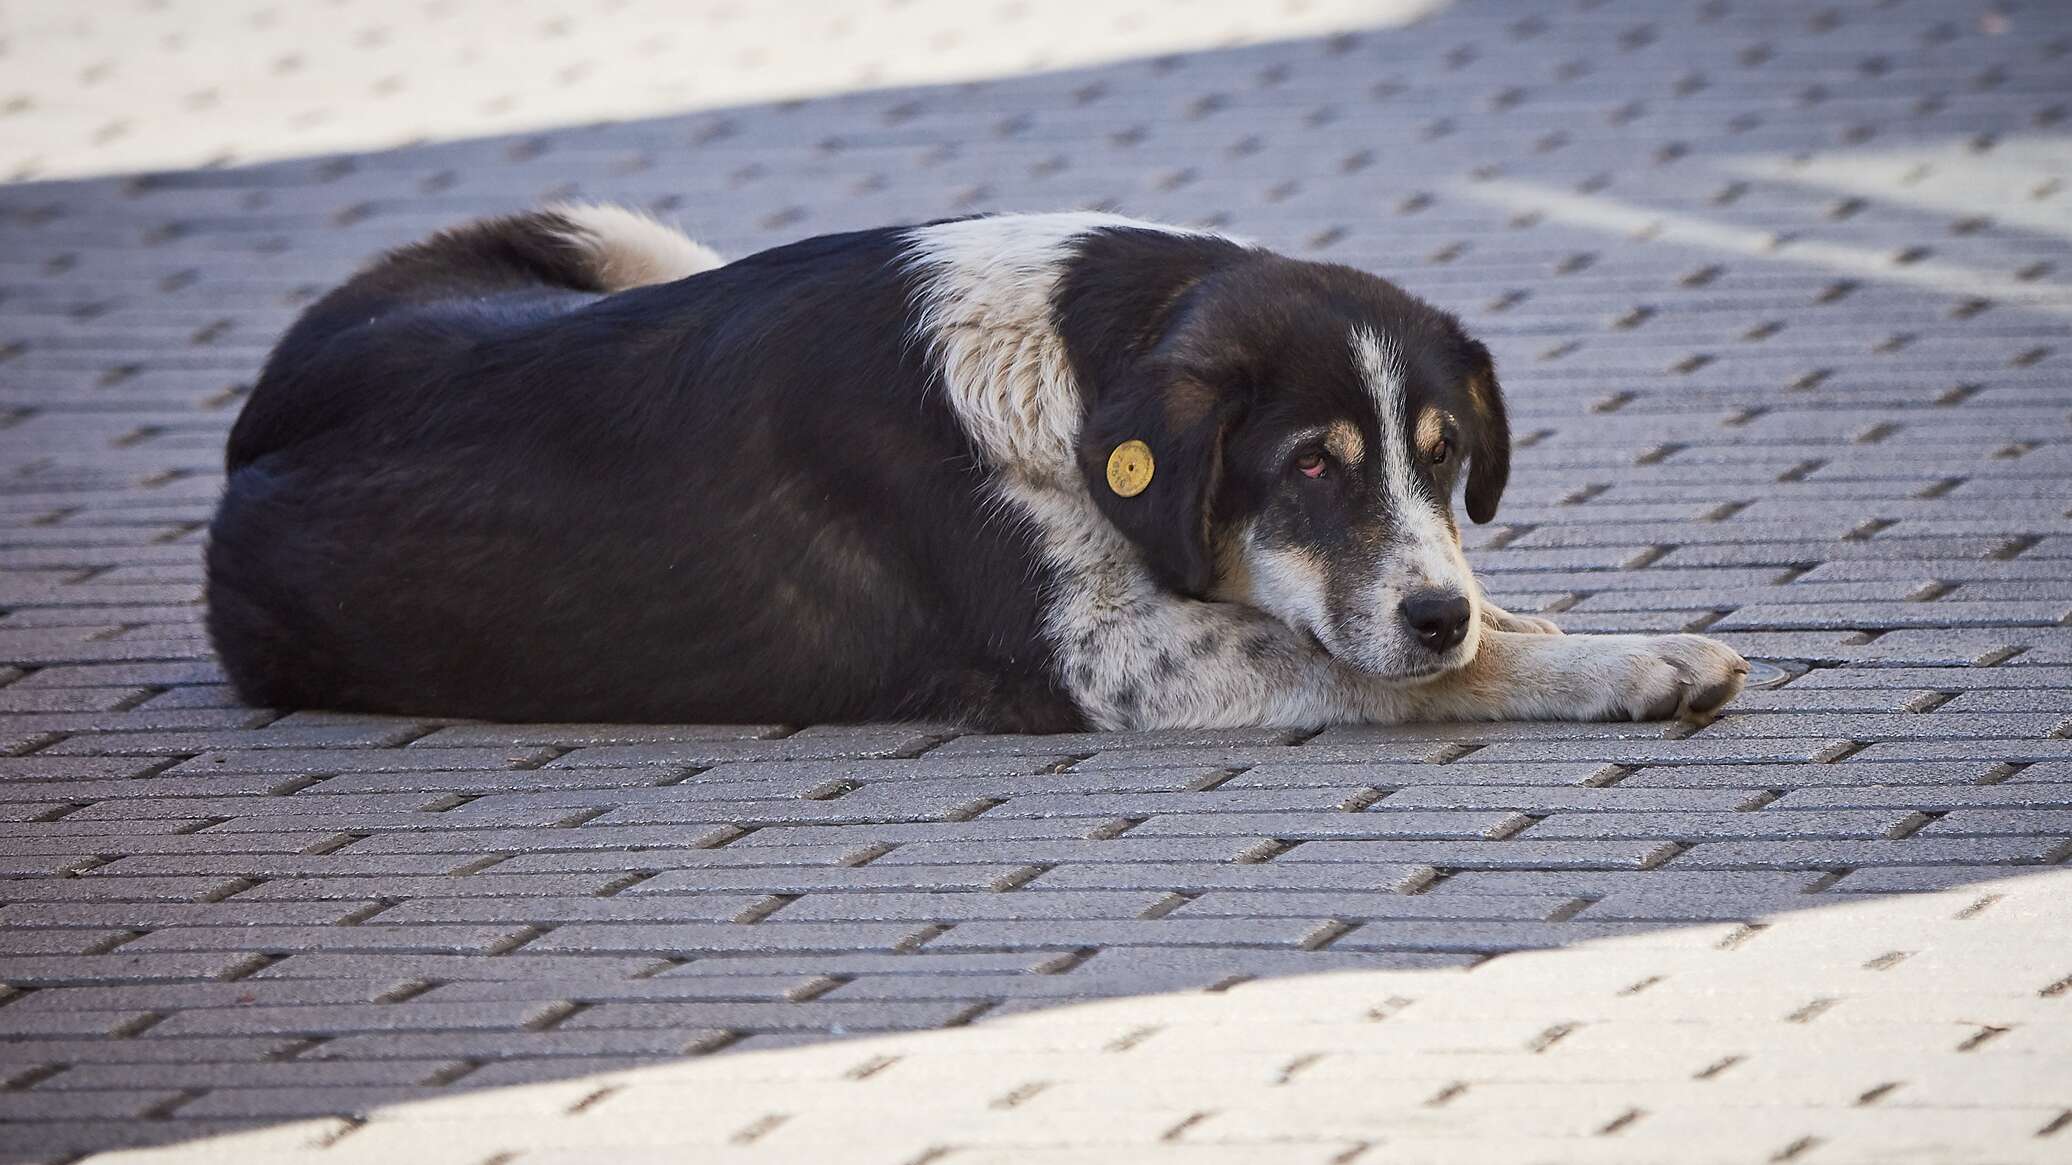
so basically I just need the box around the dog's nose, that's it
[1400,590,1471,653]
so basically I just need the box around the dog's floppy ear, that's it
[1078,367,1236,597]
[1460,339,1510,524]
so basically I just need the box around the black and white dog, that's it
[206,206,1748,732]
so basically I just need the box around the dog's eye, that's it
[1293,450,1329,479]
[1429,438,1452,466]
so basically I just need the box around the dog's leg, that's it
[1066,592,1745,730]
[1405,629,1748,725]
[1061,597,1418,730]
[1479,602,1563,636]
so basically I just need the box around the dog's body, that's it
[207,207,1747,731]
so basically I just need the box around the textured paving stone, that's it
[0,0,2068,1160]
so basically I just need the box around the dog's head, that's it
[1072,245,1509,681]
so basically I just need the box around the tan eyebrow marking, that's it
[1324,419,1365,465]
[1415,408,1449,455]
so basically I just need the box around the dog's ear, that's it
[1460,339,1510,524]
[1078,367,1236,597]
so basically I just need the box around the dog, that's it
[205,206,1749,732]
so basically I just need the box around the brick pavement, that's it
[0,0,2069,1161]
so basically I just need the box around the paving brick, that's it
[145,999,570,1037]
[869,838,1282,865]
[770,891,1174,922]
[1070,743,1459,769]
[1276,841,1679,869]
[1669,838,2072,870]
[925,729,1297,757]
[37,1059,461,1090]
[580,791,986,828]
[162,746,554,774]
[86,853,482,876]
[169,1085,459,1119]
[1827,866,2043,894]
[314,768,687,795]
[250,954,666,981]
[1020,862,1438,893]
[365,894,779,925]
[1376,787,1769,812]
[229,873,631,900]
[1126,810,1528,840]
[525,922,938,955]
[1772,785,2072,811]
[416,976,830,1004]
[119,924,537,955]
[1169,893,1574,921]
[1575,891,1839,922]
[432,1056,675,1087]
[1695,712,2068,740]
[815,971,1216,1003]
[304,1026,731,1062]
[685,757,1084,784]
[406,724,784,747]
[0,876,245,902]
[1328,920,1700,953]
[1457,740,1856,765]
[546,734,938,767]
[0,1089,185,1120]
[1940,690,2072,713]
[1789,666,2072,690]
[657,952,1074,978]
[1065,945,1476,980]
[1521,809,1923,841]
[338,824,741,854]
[563,999,984,1033]
[3,980,406,1015]
[0,756,173,780]
[0,1036,294,1066]
[724,816,1124,848]
[40,726,429,754]
[0,951,261,985]
[0,901,376,929]
[1916,809,2072,837]
[981,788,1371,817]
[624,864,1040,895]
[1618,762,2000,788]
[923,918,1340,951]
[1223,762,1621,788]
[8,831,344,857]
[484,843,882,874]
[1846,739,2072,763]
[431,780,844,812]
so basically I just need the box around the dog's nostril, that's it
[1399,591,1471,652]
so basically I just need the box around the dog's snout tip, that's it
[1400,589,1471,653]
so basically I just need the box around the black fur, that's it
[209,214,1081,731]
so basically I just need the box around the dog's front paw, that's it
[1602,634,1748,724]
[1483,604,1563,636]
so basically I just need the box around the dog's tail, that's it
[528,202,727,292]
[328,203,725,312]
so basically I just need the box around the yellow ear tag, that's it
[1105,440,1155,497]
